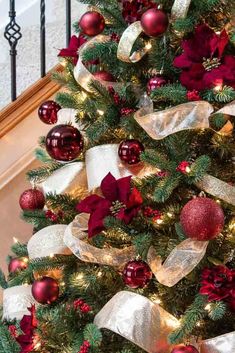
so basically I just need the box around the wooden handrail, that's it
[0,64,62,138]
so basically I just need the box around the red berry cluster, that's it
[108,87,135,116]
[143,207,162,221]
[120,107,135,116]
[78,340,90,353]
[186,90,200,101]
[74,299,91,313]
[111,32,121,43]
[176,161,191,174]
[8,325,17,338]
[156,170,168,178]
[45,210,64,222]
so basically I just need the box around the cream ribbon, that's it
[117,21,149,63]
[200,332,235,353]
[94,291,179,353]
[64,214,135,267]
[171,0,192,19]
[3,285,37,321]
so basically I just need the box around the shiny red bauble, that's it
[171,345,199,353]
[180,197,224,241]
[38,100,61,124]
[79,11,105,36]
[118,139,144,165]
[32,277,59,305]
[8,257,28,274]
[19,188,45,211]
[141,9,168,37]
[122,260,152,288]
[46,124,84,162]
[93,71,116,82]
[147,75,167,94]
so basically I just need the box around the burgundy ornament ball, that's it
[118,139,144,165]
[79,11,105,36]
[141,9,168,37]
[147,75,167,94]
[46,124,84,162]
[38,100,61,124]
[180,197,224,241]
[8,258,28,274]
[93,71,116,82]
[32,277,59,305]
[171,345,199,353]
[19,188,45,211]
[122,260,152,288]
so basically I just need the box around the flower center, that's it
[110,200,126,216]
[202,57,221,71]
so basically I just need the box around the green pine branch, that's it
[141,149,174,171]
[0,323,20,353]
[187,155,211,184]
[11,242,28,257]
[27,162,62,183]
[0,269,8,289]
[153,175,181,203]
[84,324,102,348]
[150,84,187,105]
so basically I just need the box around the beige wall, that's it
[0,160,41,274]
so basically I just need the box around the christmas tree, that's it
[1,0,235,352]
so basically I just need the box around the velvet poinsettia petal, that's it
[58,36,79,57]
[20,315,33,335]
[87,199,111,237]
[76,195,104,213]
[179,63,206,91]
[126,187,143,209]
[116,176,132,204]
[100,173,118,202]
[173,53,193,69]
[216,29,229,58]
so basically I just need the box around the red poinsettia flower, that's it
[174,24,235,91]
[58,34,87,65]
[76,173,143,237]
[16,305,38,353]
[121,0,157,24]
[200,266,235,302]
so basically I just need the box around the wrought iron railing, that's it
[4,0,72,102]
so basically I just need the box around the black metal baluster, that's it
[66,0,71,46]
[4,0,22,101]
[40,0,46,77]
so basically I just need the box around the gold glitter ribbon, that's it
[117,21,149,63]
[171,0,192,19]
[200,332,235,353]
[64,214,135,267]
[94,291,179,353]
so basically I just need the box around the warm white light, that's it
[97,109,104,116]
[13,237,19,244]
[154,298,162,304]
[23,257,29,263]
[76,273,84,280]
[145,42,152,50]
[156,219,163,225]
[167,212,173,218]
[205,304,211,311]
[97,271,103,277]
[216,199,221,204]
[185,166,191,173]
[214,84,223,92]
[49,253,54,258]
[196,321,202,327]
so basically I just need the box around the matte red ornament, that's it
[32,277,59,305]
[171,345,199,353]
[122,260,152,288]
[19,188,45,211]
[180,197,224,241]
[79,11,105,36]
[8,258,28,274]
[141,9,168,37]
[38,100,61,124]
[118,139,144,165]
[93,71,116,82]
[46,124,84,162]
[147,75,167,94]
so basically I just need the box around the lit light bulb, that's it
[154,298,162,304]
[13,237,19,244]
[185,166,191,173]
[76,273,84,280]
[97,109,104,116]
[205,304,211,311]
[145,42,152,50]
[167,212,173,218]
[97,271,103,277]
[156,219,163,225]
[23,257,29,263]
[49,253,54,258]
[214,83,223,92]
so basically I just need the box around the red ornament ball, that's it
[46,124,84,162]
[147,75,167,94]
[122,260,152,288]
[38,100,61,124]
[118,139,144,165]
[141,9,168,37]
[93,71,116,82]
[180,197,224,241]
[79,11,105,36]
[32,277,59,305]
[171,345,199,353]
[8,258,28,274]
[19,188,45,211]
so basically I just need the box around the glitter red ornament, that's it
[171,345,199,353]
[118,139,144,165]
[19,188,45,211]
[141,9,168,37]
[147,75,167,94]
[79,11,105,36]
[32,277,59,305]
[93,71,116,82]
[46,124,84,162]
[8,257,28,274]
[180,197,224,241]
[38,100,61,124]
[122,260,152,288]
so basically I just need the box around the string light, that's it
[145,42,152,50]
[167,212,173,218]
[214,83,223,92]
[156,219,163,225]
[13,237,19,243]
[185,166,191,173]
[49,253,54,258]
[23,257,29,264]
[76,273,84,280]
[97,271,103,277]
[205,304,211,311]
[196,321,202,327]
[97,109,104,116]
